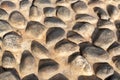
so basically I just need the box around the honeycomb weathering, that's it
[0,0,120,80]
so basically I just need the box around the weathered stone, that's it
[94,29,116,50]
[9,11,26,29]
[2,50,16,68]
[3,31,22,51]
[78,75,102,80]
[0,8,8,20]
[31,40,49,59]
[49,73,68,80]
[56,6,71,21]
[94,63,114,79]
[71,1,87,13]
[44,17,67,28]
[54,39,79,56]
[20,50,36,76]
[46,27,65,44]
[67,31,85,44]
[25,21,45,38]
[44,7,56,17]
[22,74,38,80]
[83,46,109,62]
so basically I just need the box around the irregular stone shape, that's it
[29,5,42,21]
[113,56,120,70]
[44,7,56,17]
[34,0,51,7]
[46,27,65,44]
[67,31,85,44]
[3,31,22,51]
[20,50,36,76]
[56,6,71,21]
[49,73,68,80]
[38,59,59,79]
[0,71,20,80]
[44,17,67,28]
[75,14,98,23]
[54,39,79,56]
[71,1,87,13]
[78,75,102,80]
[22,74,38,80]
[31,40,49,59]
[108,45,120,56]
[20,0,30,9]
[83,46,109,62]
[69,53,93,75]
[0,20,12,33]
[107,4,119,19]
[97,19,115,30]
[94,29,116,50]
[0,8,8,20]
[25,21,45,38]
[0,1,16,11]
[9,11,26,29]
[73,22,95,40]
[94,63,114,79]
[94,7,109,20]
[2,50,16,68]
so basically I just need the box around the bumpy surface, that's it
[0,0,120,80]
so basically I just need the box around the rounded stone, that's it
[71,1,87,13]
[54,39,79,56]
[49,73,68,80]
[94,63,114,79]
[0,8,8,20]
[9,11,26,29]
[31,40,49,59]
[3,31,22,51]
[73,22,95,40]
[56,6,71,21]
[108,45,120,56]
[94,29,116,50]
[0,20,12,33]
[75,14,98,23]
[67,31,85,44]
[38,59,59,79]
[94,7,109,20]
[25,21,45,38]
[46,27,65,44]
[44,7,56,17]
[20,50,36,76]
[20,0,30,9]
[83,46,109,63]
[44,17,67,28]
[29,5,42,21]
[2,50,16,68]
[22,74,38,80]
[0,1,16,12]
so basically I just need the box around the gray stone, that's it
[3,31,22,51]
[56,6,71,21]
[44,17,66,28]
[71,1,87,13]
[67,31,85,44]
[9,11,26,29]
[20,0,30,9]
[75,14,98,23]
[20,50,36,76]
[54,39,79,56]
[0,20,12,33]
[94,29,116,50]
[2,50,16,68]
[94,63,114,79]
[44,7,56,17]
[22,74,38,80]
[83,46,109,62]
[94,7,109,20]
[25,21,45,38]
[31,40,49,59]
[49,73,68,80]
[0,8,8,20]
[46,27,65,44]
